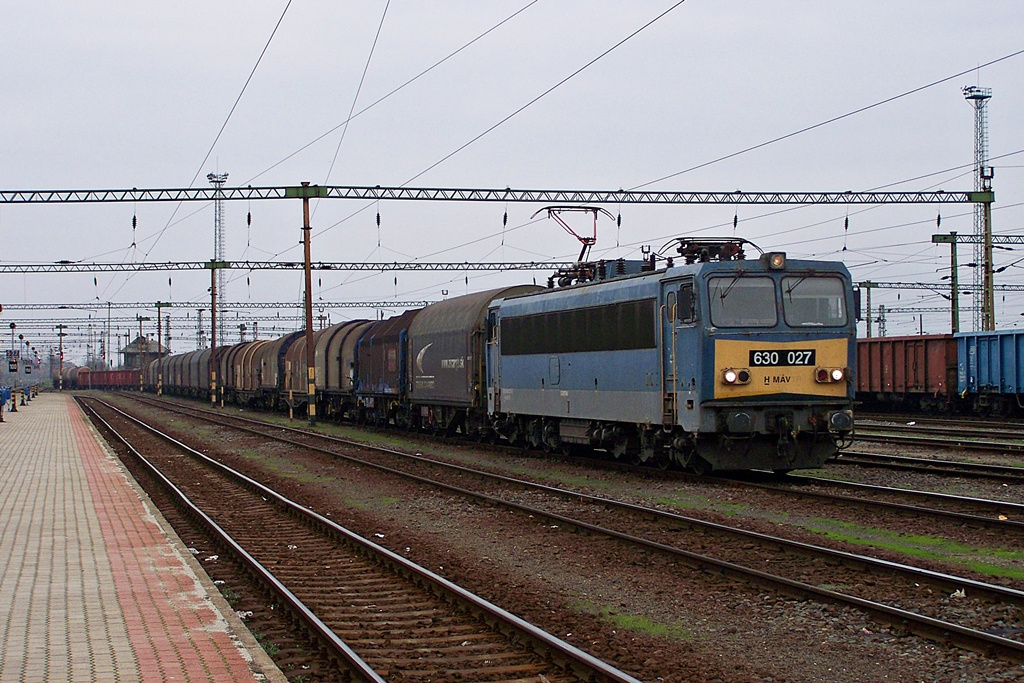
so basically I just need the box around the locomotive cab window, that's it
[781,276,847,327]
[708,276,776,327]
[678,283,696,323]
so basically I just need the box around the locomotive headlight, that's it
[721,368,751,385]
[767,252,786,270]
[815,367,847,383]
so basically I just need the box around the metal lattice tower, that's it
[963,86,992,331]
[207,172,229,343]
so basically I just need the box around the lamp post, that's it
[7,323,15,386]
[154,302,171,396]
[56,325,67,390]
[18,335,27,402]
[300,182,316,426]
[136,315,150,391]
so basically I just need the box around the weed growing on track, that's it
[655,493,748,517]
[803,518,1024,579]
[573,600,696,640]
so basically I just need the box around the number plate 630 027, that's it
[748,349,816,366]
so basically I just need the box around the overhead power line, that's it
[860,281,1024,293]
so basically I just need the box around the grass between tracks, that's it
[573,600,696,640]
[655,492,1024,580]
[802,518,1024,580]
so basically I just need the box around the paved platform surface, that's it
[0,392,284,682]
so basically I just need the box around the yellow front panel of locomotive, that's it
[713,338,849,399]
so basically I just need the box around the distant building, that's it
[122,336,169,369]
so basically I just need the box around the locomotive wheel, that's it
[690,456,712,476]
[653,449,672,470]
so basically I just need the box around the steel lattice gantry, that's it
[0,300,435,311]
[0,261,577,274]
[0,185,991,205]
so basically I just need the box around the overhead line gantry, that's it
[0,185,991,205]
[0,261,577,274]
[0,300,435,311]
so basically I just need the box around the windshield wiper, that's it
[784,276,809,300]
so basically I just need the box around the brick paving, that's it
[0,393,279,682]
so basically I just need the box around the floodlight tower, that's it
[207,172,229,343]
[963,85,994,330]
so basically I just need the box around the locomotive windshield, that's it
[781,275,847,327]
[708,276,777,327]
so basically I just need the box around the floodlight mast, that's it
[963,85,994,331]
[208,172,229,344]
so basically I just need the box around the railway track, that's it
[855,416,1024,455]
[119,394,1024,662]
[720,471,1024,533]
[79,396,641,683]
[832,450,1024,482]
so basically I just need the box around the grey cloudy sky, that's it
[2,1,1023,360]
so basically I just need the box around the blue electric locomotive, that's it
[487,238,856,472]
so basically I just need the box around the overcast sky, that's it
[2,1,1023,361]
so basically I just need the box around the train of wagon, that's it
[74,238,860,473]
[856,330,1024,416]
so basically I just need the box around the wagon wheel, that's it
[541,420,560,453]
[508,422,528,449]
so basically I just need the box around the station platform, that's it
[0,392,285,682]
